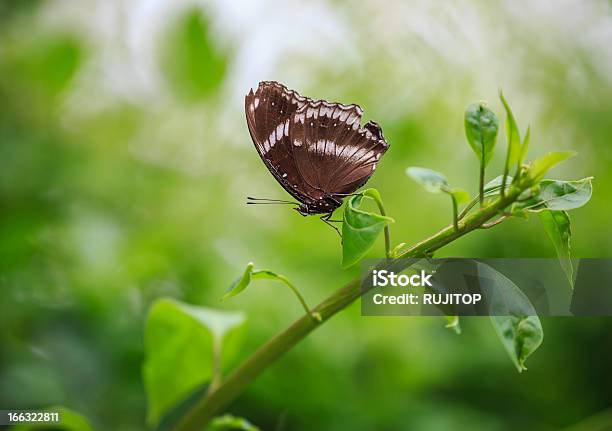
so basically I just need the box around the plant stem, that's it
[365,189,392,257]
[450,194,459,231]
[208,337,222,394]
[377,202,391,258]
[481,215,508,229]
[275,274,321,322]
[171,181,530,431]
[501,170,508,198]
[458,195,479,220]
[459,184,505,221]
[479,139,485,206]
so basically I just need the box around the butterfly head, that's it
[295,203,315,216]
[295,197,342,216]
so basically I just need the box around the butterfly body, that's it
[245,81,389,217]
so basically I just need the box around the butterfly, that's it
[245,81,389,233]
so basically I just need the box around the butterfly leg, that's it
[320,212,342,239]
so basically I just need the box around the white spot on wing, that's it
[315,139,335,155]
[336,145,376,162]
[294,113,305,124]
[276,122,284,141]
[268,130,276,148]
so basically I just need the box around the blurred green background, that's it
[1,0,611,430]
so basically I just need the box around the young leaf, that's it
[12,406,94,431]
[222,262,254,300]
[465,102,499,204]
[516,178,593,212]
[476,262,544,372]
[342,194,394,268]
[527,151,576,182]
[464,103,499,167]
[406,167,448,193]
[407,167,469,230]
[362,188,386,207]
[222,264,321,321]
[451,188,470,204]
[499,91,522,171]
[517,125,531,171]
[208,414,260,431]
[539,210,573,287]
[143,299,245,426]
[484,175,512,191]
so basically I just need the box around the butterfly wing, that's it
[246,81,390,211]
[245,81,317,204]
[326,120,389,195]
[288,102,389,197]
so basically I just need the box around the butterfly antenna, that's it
[246,196,299,205]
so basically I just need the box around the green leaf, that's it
[499,91,522,171]
[143,299,245,426]
[444,315,461,335]
[484,175,512,191]
[464,103,499,167]
[208,414,260,431]
[221,264,320,321]
[516,178,593,212]
[476,263,543,372]
[222,262,254,300]
[451,188,470,204]
[342,194,394,268]
[527,151,576,182]
[12,406,94,431]
[518,125,531,169]
[406,167,469,202]
[539,210,573,287]
[406,167,448,193]
[362,188,385,206]
[160,8,227,102]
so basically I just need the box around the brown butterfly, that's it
[245,81,389,233]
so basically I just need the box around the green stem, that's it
[441,187,459,231]
[208,337,222,394]
[274,274,321,322]
[479,140,485,206]
[459,184,505,221]
[376,201,391,258]
[364,189,391,257]
[458,194,479,220]
[171,181,530,431]
[450,194,459,231]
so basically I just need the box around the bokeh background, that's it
[1,0,611,430]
